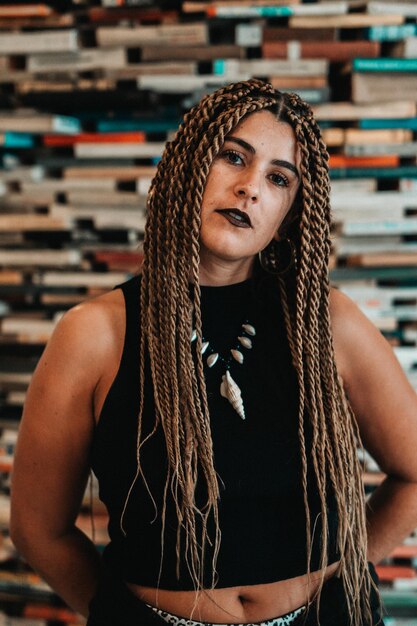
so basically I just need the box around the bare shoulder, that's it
[58,287,125,355]
[328,286,389,386]
[32,286,126,404]
[328,287,417,479]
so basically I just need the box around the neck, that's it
[198,256,255,287]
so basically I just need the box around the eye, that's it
[220,149,244,166]
[269,172,289,188]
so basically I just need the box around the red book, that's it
[44,132,146,147]
[88,7,178,23]
[263,40,380,62]
[329,155,399,168]
[376,565,417,581]
[24,604,79,622]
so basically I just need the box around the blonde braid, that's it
[121,79,378,625]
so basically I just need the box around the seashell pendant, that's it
[220,370,245,420]
[231,349,244,364]
[207,352,219,368]
[242,323,256,336]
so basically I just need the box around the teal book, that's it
[210,6,292,17]
[97,119,181,133]
[330,267,417,282]
[282,87,330,105]
[4,132,34,148]
[353,58,417,72]
[367,24,417,41]
[359,118,417,130]
[330,166,417,179]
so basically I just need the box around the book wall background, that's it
[0,0,417,623]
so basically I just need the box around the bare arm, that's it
[10,296,118,617]
[331,288,417,564]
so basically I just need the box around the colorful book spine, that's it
[359,118,417,130]
[330,166,417,179]
[353,58,417,72]
[97,119,181,132]
[367,24,417,41]
[3,132,34,148]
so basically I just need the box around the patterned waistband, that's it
[146,603,306,626]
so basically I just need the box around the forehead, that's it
[225,110,300,164]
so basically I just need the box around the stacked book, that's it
[0,0,416,623]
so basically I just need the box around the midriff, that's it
[126,560,340,623]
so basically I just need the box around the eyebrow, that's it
[225,136,300,179]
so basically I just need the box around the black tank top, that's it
[91,274,339,589]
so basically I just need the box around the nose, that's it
[234,168,260,202]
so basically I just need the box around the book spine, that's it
[345,142,417,157]
[353,57,417,72]
[368,1,417,18]
[359,118,417,130]
[263,41,380,62]
[330,166,417,179]
[367,23,417,41]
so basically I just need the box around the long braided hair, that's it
[121,78,377,625]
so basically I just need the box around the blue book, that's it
[359,118,417,130]
[353,58,417,72]
[367,24,417,41]
[4,132,34,148]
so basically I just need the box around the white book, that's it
[342,218,417,236]
[0,29,78,54]
[0,249,81,267]
[345,142,417,157]
[5,391,26,406]
[293,2,348,14]
[331,191,417,211]
[235,23,263,47]
[332,206,405,221]
[216,58,328,77]
[35,272,128,288]
[75,142,166,159]
[0,372,32,385]
[67,190,142,207]
[28,47,126,73]
[105,61,197,78]
[404,328,417,342]
[136,75,234,93]
[330,179,377,193]
[401,179,417,193]
[21,179,116,194]
[96,23,208,47]
[2,317,56,335]
[393,347,417,370]
[213,3,347,17]
[136,178,152,195]
[1,166,45,183]
[402,36,417,57]
[313,100,416,120]
[335,237,417,255]
[368,1,417,17]
[50,205,147,231]
[0,112,80,133]
[339,286,417,307]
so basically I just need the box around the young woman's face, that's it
[199,109,301,281]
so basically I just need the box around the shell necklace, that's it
[191,321,256,420]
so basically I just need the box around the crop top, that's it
[91,273,340,590]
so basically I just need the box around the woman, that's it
[10,79,417,626]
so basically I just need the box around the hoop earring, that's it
[258,238,297,275]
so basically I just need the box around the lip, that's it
[215,208,253,228]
